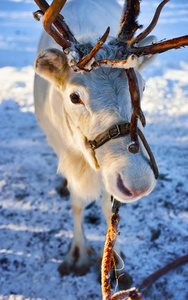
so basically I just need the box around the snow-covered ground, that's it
[0,0,188,299]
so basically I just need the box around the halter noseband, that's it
[87,122,158,180]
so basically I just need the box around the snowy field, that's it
[0,0,188,299]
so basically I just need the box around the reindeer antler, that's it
[123,0,188,56]
[34,0,114,70]
[129,0,170,46]
[34,0,79,49]
[75,27,110,71]
[117,0,142,42]
[42,0,71,49]
[34,0,188,69]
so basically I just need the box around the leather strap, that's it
[88,123,130,150]
[87,122,158,179]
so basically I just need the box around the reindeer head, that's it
[33,0,188,202]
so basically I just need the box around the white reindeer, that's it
[33,0,188,277]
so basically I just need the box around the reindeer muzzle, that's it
[88,122,158,180]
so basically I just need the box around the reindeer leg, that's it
[100,191,132,289]
[58,194,95,276]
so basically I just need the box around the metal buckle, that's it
[108,124,121,139]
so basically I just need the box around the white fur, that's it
[34,0,157,269]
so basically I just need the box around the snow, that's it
[0,0,188,300]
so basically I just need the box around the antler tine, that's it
[34,0,49,14]
[43,0,71,49]
[130,0,170,46]
[131,35,188,56]
[75,27,110,70]
[127,0,188,56]
[34,0,78,49]
[117,0,141,42]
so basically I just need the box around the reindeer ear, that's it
[137,36,158,71]
[34,48,70,87]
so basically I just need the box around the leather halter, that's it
[88,122,158,179]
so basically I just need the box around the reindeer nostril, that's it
[117,174,133,197]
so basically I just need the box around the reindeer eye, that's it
[70,93,83,104]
